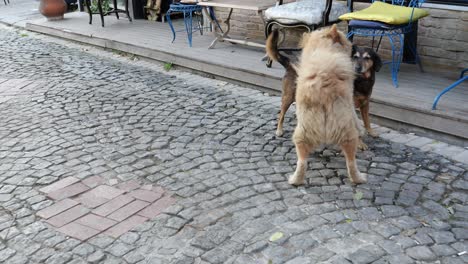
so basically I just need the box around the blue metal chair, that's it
[432,69,468,110]
[346,0,426,87]
[166,3,203,47]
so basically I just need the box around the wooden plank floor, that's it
[26,12,468,140]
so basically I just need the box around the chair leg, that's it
[86,0,92,24]
[375,35,383,52]
[97,0,105,27]
[408,41,424,73]
[183,11,194,47]
[387,34,404,88]
[125,0,132,21]
[209,7,223,33]
[166,11,176,43]
[113,0,119,19]
[196,11,203,35]
[432,76,468,110]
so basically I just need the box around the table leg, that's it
[208,8,233,49]
[202,7,223,49]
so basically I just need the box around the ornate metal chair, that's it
[85,0,132,27]
[432,69,468,110]
[343,0,428,87]
[166,2,203,47]
[264,0,350,67]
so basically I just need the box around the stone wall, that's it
[214,1,468,70]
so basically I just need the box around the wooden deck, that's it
[26,12,468,142]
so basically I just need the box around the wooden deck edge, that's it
[25,22,282,92]
[25,22,467,141]
[370,99,467,140]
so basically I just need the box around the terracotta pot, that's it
[39,0,67,21]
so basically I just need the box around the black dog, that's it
[351,45,382,140]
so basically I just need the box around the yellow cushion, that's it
[339,1,429,25]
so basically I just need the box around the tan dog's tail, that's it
[266,29,291,69]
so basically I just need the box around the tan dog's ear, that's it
[328,24,341,44]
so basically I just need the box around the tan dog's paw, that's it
[276,128,284,137]
[357,139,368,151]
[288,173,305,186]
[350,172,367,184]
[367,129,378,138]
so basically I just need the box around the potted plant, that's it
[39,0,68,21]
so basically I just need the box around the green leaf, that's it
[267,260,273,264]
[354,191,363,200]
[345,219,353,223]
[269,232,284,242]
[164,62,173,72]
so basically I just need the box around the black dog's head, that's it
[351,45,382,75]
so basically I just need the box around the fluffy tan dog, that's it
[289,25,367,186]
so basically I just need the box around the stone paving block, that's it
[75,214,117,231]
[82,176,106,188]
[93,195,135,217]
[104,215,148,238]
[117,180,140,192]
[46,205,90,227]
[405,136,433,148]
[108,179,119,186]
[453,150,468,164]
[129,189,163,202]
[0,194,12,202]
[57,222,100,241]
[39,176,80,194]
[85,185,125,200]
[138,196,177,219]
[36,198,79,219]
[47,182,90,200]
[108,200,150,221]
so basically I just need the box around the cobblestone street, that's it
[0,26,467,264]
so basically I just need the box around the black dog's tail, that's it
[266,29,290,69]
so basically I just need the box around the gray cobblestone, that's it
[406,245,437,261]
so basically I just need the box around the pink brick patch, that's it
[36,198,78,219]
[75,192,109,208]
[86,185,124,200]
[46,205,89,227]
[58,222,100,241]
[138,196,176,219]
[141,184,153,191]
[47,182,90,200]
[130,189,163,202]
[39,177,79,194]
[93,194,135,217]
[38,178,176,241]
[107,200,149,221]
[76,214,117,231]
[82,176,106,188]
[104,215,148,238]
[117,180,140,192]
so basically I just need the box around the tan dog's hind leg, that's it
[276,80,295,137]
[341,139,367,184]
[360,101,378,137]
[289,143,313,186]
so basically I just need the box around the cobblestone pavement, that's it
[0,26,467,264]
